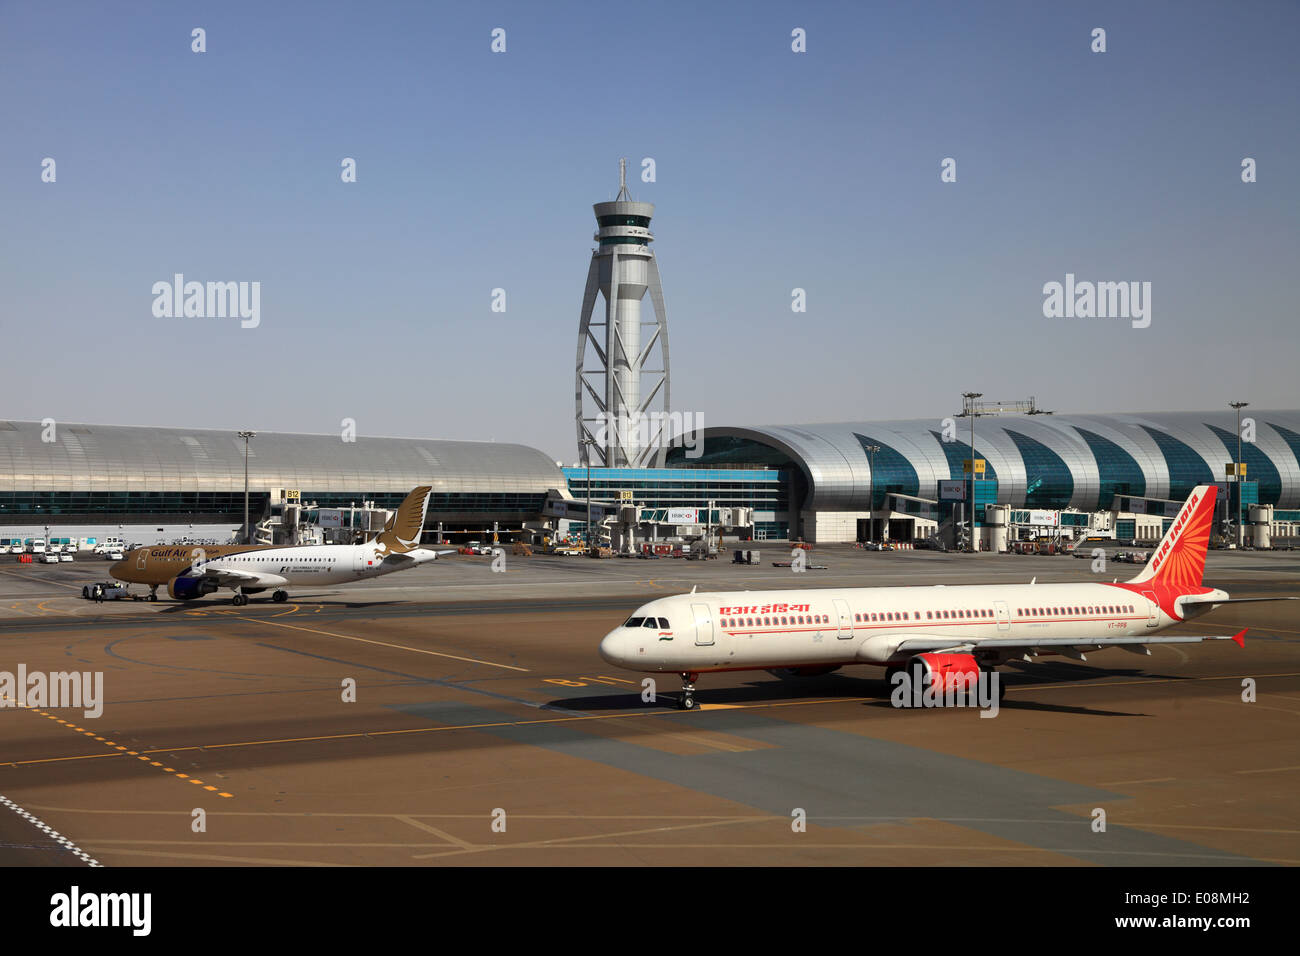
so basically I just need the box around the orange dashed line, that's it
[6,699,236,800]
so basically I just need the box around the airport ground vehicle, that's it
[105,551,125,561]
[59,553,74,562]
[31,538,47,554]
[82,582,128,600]
[40,552,60,564]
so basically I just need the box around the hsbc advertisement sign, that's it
[667,508,699,524]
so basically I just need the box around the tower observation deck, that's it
[574,159,671,468]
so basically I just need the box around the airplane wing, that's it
[189,567,287,588]
[1180,595,1297,607]
[882,629,1247,661]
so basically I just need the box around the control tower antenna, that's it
[575,159,672,468]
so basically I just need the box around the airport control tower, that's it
[575,159,671,468]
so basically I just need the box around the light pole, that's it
[864,444,880,543]
[581,437,596,554]
[962,392,982,552]
[237,430,256,545]
[1230,401,1248,548]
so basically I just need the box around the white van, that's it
[31,538,47,554]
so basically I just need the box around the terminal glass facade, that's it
[564,466,788,539]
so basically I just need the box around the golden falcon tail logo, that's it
[374,486,432,557]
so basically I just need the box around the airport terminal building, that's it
[664,410,1300,543]
[0,421,568,539]
[4,411,1300,548]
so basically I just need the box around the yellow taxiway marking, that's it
[1235,765,1300,775]
[395,814,476,849]
[1,701,235,798]
[1203,697,1299,717]
[1097,777,1174,787]
[7,671,1299,775]
[239,616,530,671]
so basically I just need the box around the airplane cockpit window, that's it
[624,617,645,627]
[658,617,669,629]
[642,618,657,628]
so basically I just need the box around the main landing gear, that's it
[231,591,248,606]
[272,590,288,603]
[677,672,699,710]
[148,586,158,603]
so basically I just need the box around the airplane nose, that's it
[599,630,626,666]
[109,559,125,578]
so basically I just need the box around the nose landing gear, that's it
[677,672,699,710]
[272,590,288,603]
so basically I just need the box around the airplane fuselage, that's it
[110,542,439,592]
[600,580,1227,674]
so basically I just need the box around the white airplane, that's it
[600,485,1287,709]
[109,485,454,605]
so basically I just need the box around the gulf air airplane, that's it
[108,486,453,605]
[600,485,1291,709]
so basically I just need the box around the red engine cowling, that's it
[907,653,980,693]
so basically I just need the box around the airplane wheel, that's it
[679,695,696,711]
[272,590,288,603]
[148,593,158,602]
[232,594,246,607]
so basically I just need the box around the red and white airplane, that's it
[599,484,1284,709]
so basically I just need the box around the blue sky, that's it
[2,0,1296,462]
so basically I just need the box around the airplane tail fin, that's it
[374,485,432,554]
[1127,484,1217,589]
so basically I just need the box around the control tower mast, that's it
[574,159,671,467]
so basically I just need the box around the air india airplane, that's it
[599,485,1288,709]
[109,485,453,605]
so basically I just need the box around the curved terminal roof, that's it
[689,411,1300,512]
[0,421,565,497]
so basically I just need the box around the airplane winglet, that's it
[1232,629,1247,648]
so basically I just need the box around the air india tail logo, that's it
[1149,487,1215,589]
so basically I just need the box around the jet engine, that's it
[905,653,981,693]
[168,575,220,600]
